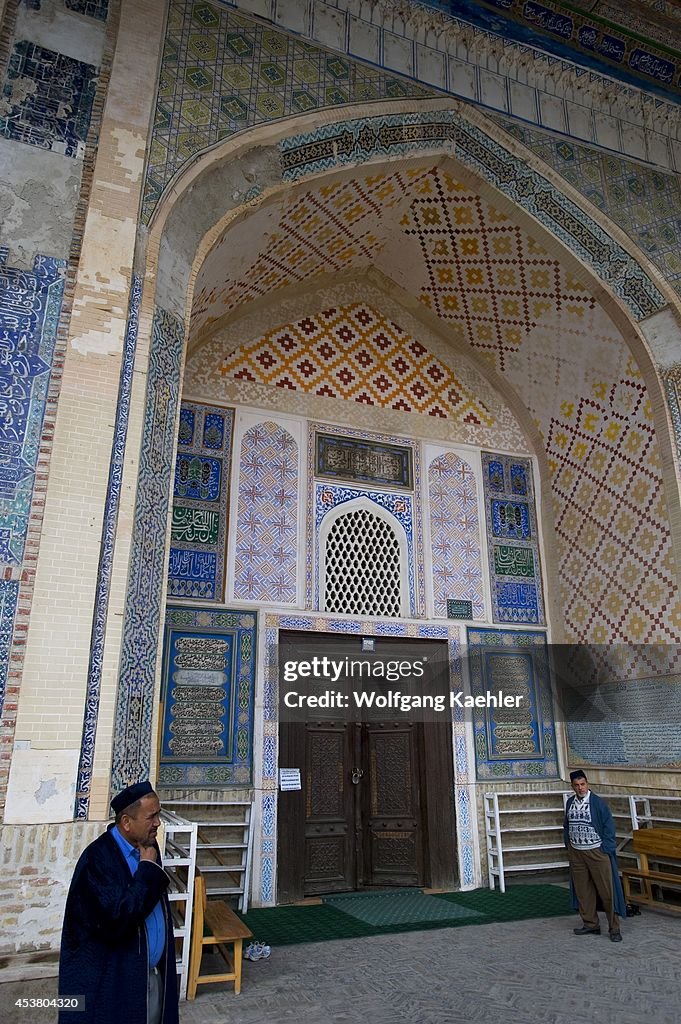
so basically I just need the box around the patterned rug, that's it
[323,890,483,926]
[238,884,573,946]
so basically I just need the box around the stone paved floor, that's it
[2,911,679,1024]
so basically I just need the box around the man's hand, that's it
[139,843,158,862]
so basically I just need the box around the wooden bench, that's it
[187,873,253,998]
[622,827,681,914]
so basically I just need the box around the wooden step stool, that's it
[187,873,253,998]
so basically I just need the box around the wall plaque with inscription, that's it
[447,599,473,619]
[316,433,413,489]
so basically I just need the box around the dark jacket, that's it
[58,825,178,1024]
[564,791,627,918]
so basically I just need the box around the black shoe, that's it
[609,930,623,942]
[573,925,601,935]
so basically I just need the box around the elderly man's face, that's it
[120,794,162,848]
[571,776,589,797]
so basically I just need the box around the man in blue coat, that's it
[59,781,178,1024]
[564,769,626,943]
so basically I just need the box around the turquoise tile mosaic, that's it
[142,0,433,222]
[496,117,681,297]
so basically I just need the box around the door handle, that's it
[351,768,364,784]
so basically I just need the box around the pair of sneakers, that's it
[243,941,271,961]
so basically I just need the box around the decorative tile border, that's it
[0,580,19,717]
[75,274,141,819]
[466,626,559,779]
[279,110,665,321]
[169,402,234,601]
[111,306,185,792]
[481,453,545,626]
[158,606,256,787]
[257,612,475,904]
[418,0,681,102]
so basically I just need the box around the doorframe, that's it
[251,613,481,907]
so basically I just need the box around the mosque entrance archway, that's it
[277,633,457,902]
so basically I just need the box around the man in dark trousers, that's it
[59,781,178,1024]
[564,769,626,943]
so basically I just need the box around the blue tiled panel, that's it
[158,607,256,787]
[1,41,97,156]
[0,249,65,566]
[482,453,545,625]
[168,402,234,602]
[467,627,558,779]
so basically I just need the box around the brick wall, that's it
[0,821,101,953]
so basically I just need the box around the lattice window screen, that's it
[323,507,403,616]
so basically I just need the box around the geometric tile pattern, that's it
[313,482,415,615]
[0,42,98,157]
[271,119,679,652]
[233,421,298,604]
[543,364,681,654]
[142,1,432,223]
[168,401,234,601]
[111,306,185,794]
[399,175,597,373]
[279,112,665,320]
[158,606,256,787]
[497,118,681,298]
[466,627,559,780]
[428,452,484,619]
[221,304,495,426]
[481,453,545,626]
[0,580,19,718]
[76,274,142,820]
[191,173,433,334]
[0,249,66,566]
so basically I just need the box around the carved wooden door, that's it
[277,632,454,902]
[301,719,423,894]
[361,721,423,887]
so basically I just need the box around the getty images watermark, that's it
[280,654,525,719]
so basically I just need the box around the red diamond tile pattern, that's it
[221,303,494,425]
